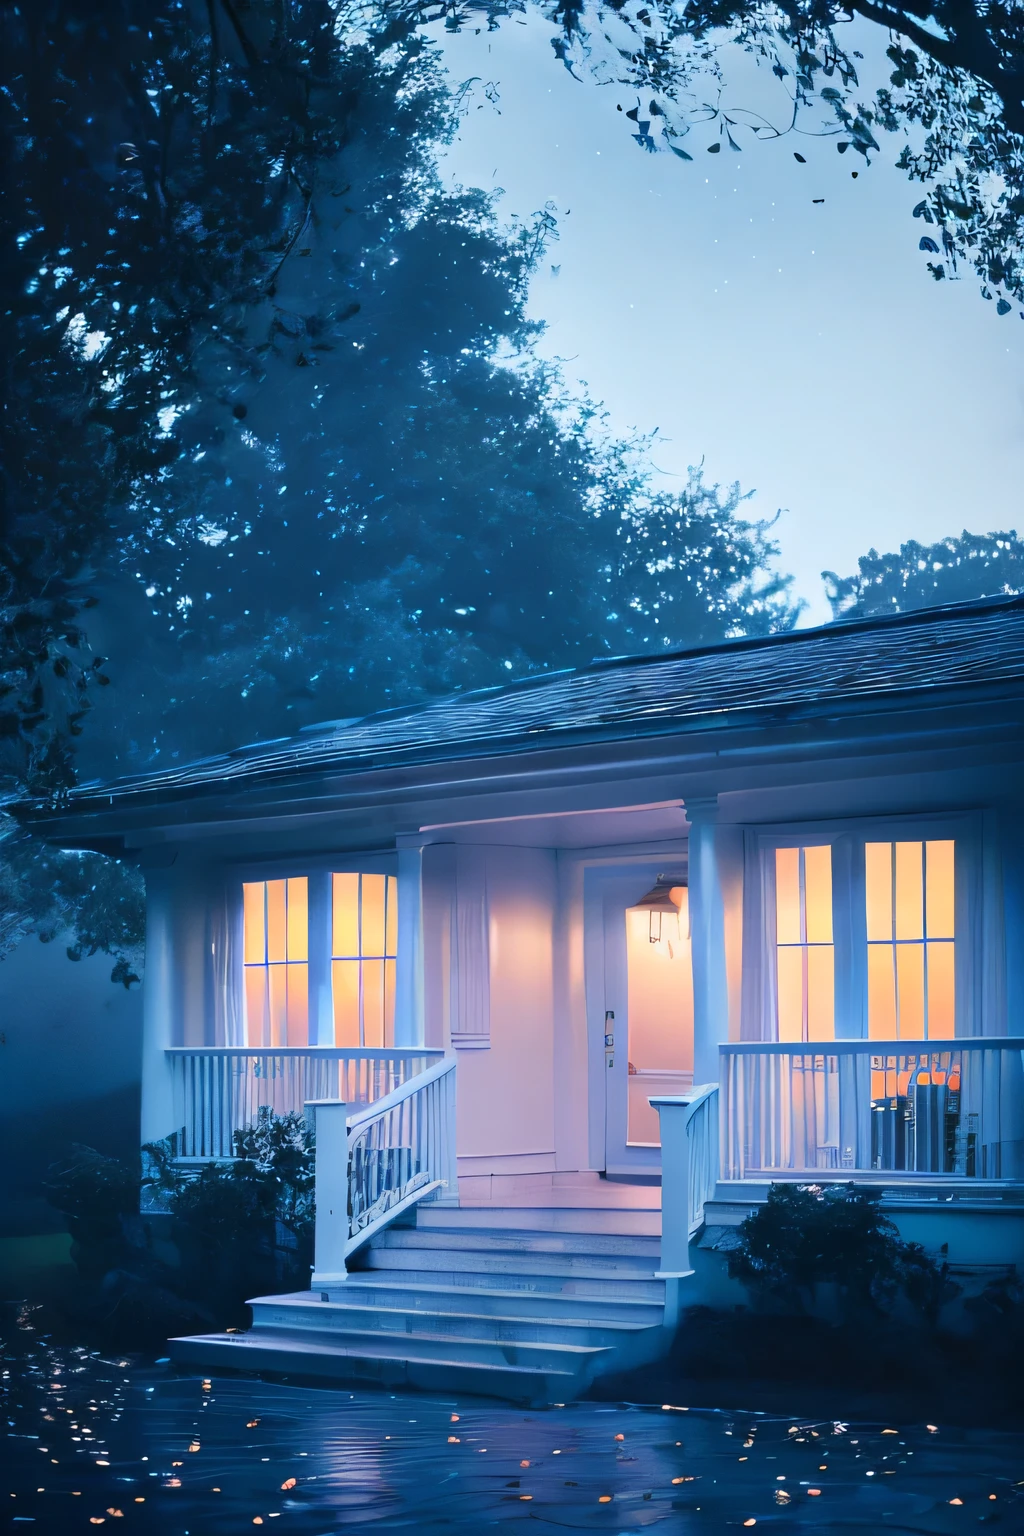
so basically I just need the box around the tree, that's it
[2,0,799,971]
[497,0,1024,314]
[823,528,1024,617]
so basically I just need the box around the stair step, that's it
[358,1245,658,1281]
[417,1205,660,1237]
[241,1320,612,1372]
[375,1226,662,1259]
[169,1330,583,1401]
[348,1262,665,1302]
[249,1295,654,1348]
[308,1279,665,1324]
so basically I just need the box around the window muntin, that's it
[774,845,835,1042]
[331,872,398,1048]
[865,840,955,1040]
[243,878,309,1046]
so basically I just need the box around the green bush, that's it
[42,1110,315,1345]
[727,1182,957,1322]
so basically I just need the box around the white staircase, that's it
[171,1201,669,1401]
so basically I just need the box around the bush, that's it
[727,1182,957,1322]
[42,1110,315,1346]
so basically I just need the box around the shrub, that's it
[727,1182,956,1322]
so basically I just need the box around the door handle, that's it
[604,1010,615,1067]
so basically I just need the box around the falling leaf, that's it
[450,1415,459,1423]
[520,1460,530,1468]
[794,152,806,162]
[950,1498,963,1505]
[598,1495,613,1503]
[707,142,721,154]
[614,1434,625,1442]
[808,1489,821,1496]
[106,1511,124,1519]
[280,1479,296,1491]
[247,1421,260,1429]
[188,1442,201,1452]
[448,1437,460,1444]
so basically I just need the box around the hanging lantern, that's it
[632,875,686,943]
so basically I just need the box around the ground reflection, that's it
[2,1321,1022,1532]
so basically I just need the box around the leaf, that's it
[625,106,639,122]
[727,132,742,152]
[793,152,806,163]
[919,236,940,253]
[669,145,693,161]
[707,142,721,153]
[997,298,1012,315]
[837,141,849,153]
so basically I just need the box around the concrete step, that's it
[169,1329,584,1402]
[357,1244,659,1283]
[249,1294,655,1349]
[349,1260,666,1302]
[417,1205,661,1237]
[239,1318,612,1374]
[313,1278,666,1325]
[373,1225,663,1260]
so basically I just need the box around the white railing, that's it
[310,1056,457,1285]
[652,1085,720,1281]
[720,1039,1024,1182]
[167,1047,443,1160]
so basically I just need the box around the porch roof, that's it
[16,593,1024,821]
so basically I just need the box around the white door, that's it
[592,864,694,1175]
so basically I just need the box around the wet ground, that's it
[2,1315,1022,1532]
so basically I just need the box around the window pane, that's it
[868,944,897,1038]
[926,840,955,939]
[332,959,360,1047]
[865,843,893,942]
[332,872,359,958]
[927,941,955,1038]
[895,942,925,1038]
[245,967,268,1046]
[266,879,287,964]
[268,964,288,1047]
[243,882,266,965]
[895,842,924,941]
[806,946,835,1041]
[286,877,308,962]
[285,963,308,1047]
[776,946,804,1042]
[360,873,386,957]
[385,875,399,957]
[804,845,833,945]
[775,848,801,945]
[361,958,385,1047]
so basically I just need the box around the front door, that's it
[593,864,694,1175]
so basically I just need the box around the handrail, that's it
[719,1038,1024,1180]
[344,1056,455,1134]
[310,1056,457,1285]
[166,1046,444,1059]
[652,1084,720,1326]
[167,1046,442,1160]
[721,1037,1024,1055]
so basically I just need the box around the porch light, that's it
[633,876,686,943]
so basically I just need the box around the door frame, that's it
[583,857,690,1176]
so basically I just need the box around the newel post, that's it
[653,1096,697,1331]
[308,1099,349,1290]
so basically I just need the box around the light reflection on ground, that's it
[2,1322,1022,1532]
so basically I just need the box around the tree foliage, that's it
[2,0,800,967]
[510,0,1024,313]
[824,528,1024,617]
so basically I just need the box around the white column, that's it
[307,870,334,1045]
[394,846,425,1047]
[686,797,730,1086]
[139,865,178,1147]
[309,1099,350,1288]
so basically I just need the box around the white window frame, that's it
[741,812,984,1043]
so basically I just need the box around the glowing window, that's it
[865,840,955,1040]
[775,846,834,1042]
[242,878,309,1047]
[331,873,398,1048]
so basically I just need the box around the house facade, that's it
[21,596,1024,1396]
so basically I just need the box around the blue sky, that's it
[438,11,1024,623]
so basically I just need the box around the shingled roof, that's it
[26,594,1024,815]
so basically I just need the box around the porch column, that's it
[139,858,206,1145]
[394,845,425,1047]
[686,796,729,1086]
[307,870,334,1045]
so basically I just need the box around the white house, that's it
[21,594,1024,1399]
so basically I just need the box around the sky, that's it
[437,11,1024,623]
